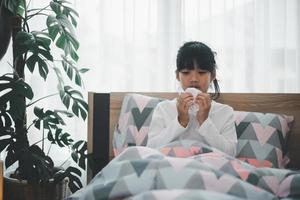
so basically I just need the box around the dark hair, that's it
[176,41,220,99]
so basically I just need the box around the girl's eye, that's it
[181,71,190,74]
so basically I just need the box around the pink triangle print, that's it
[201,156,229,170]
[252,123,276,145]
[263,176,279,194]
[159,147,171,155]
[277,175,294,197]
[201,171,237,193]
[278,116,289,137]
[235,111,249,126]
[173,147,192,157]
[133,95,150,112]
[129,125,149,145]
[166,157,193,172]
[231,160,250,180]
[118,112,130,133]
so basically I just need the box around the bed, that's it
[70,92,300,200]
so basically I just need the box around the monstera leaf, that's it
[0,74,33,119]
[0,0,25,16]
[15,31,53,80]
[59,86,88,120]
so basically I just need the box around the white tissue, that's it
[185,87,201,115]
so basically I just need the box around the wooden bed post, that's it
[87,92,110,183]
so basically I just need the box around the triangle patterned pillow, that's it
[113,94,294,169]
[235,111,294,168]
[113,94,162,156]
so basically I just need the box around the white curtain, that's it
[75,0,300,93]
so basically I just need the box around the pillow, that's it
[113,93,295,169]
[235,111,294,168]
[113,94,162,156]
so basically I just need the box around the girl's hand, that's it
[177,92,193,127]
[195,93,211,125]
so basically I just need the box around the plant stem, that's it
[42,122,44,152]
[27,8,51,12]
[26,93,59,107]
[27,12,50,20]
[26,4,50,20]
[26,0,32,8]
[47,143,52,156]
[12,10,31,179]
[60,156,71,168]
[26,120,35,131]
[32,136,47,146]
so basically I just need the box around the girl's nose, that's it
[190,71,198,82]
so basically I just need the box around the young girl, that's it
[147,41,237,156]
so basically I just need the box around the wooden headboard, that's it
[87,92,300,181]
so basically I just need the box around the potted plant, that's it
[0,0,89,199]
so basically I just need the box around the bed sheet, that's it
[68,140,300,200]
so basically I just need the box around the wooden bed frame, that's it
[87,92,300,182]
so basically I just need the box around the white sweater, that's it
[147,98,237,157]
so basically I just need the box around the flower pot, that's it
[3,171,69,200]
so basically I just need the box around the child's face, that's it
[176,67,215,92]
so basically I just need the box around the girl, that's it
[147,41,237,156]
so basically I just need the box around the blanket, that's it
[67,140,300,200]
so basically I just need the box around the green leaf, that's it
[37,57,49,80]
[0,138,12,152]
[14,79,34,100]
[55,129,64,147]
[70,48,79,61]
[69,89,83,98]
[18,32,53,78]
[5,143,18,168]
[79,107,87,120]
[65,31,79,50]
[34,119,41,129]
[71,101,79,117]
[59,86,88,120]
[57,14,75,35]
[75,72,81,86]
[61,55,82,84]
[67,65,73,80]
[66,167,82,193]
[61,133,72,145]
[38,49,53,61]
[26,55,38,72]
[50,1,62,15]
[71,141,87,170]
[54,110,74,118]
[0,75,33,119]
[56,33,66,49]
[76,98,88,111]
[62,93,71,108]
[48,130,55,143]
[46,12,79,60]
[63,5,79,17]
[72,140,84,150]
[2,0,25,16]
[79,68,89,73]
[71,152,78,163]
[70,14,77,27]
[47,16,60,40]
